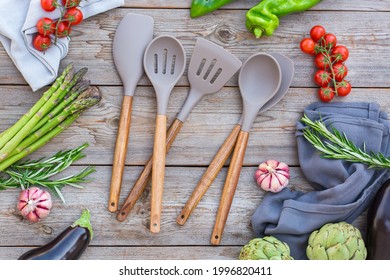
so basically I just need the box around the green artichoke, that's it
[306,222,367,260]
[239,236,294,260]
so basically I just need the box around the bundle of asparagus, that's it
[0,63,102,171]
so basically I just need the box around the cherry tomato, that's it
[332,45,349,62]
[33,34,52,52]
[41,0,57,12]
[332,63,348,82]
[336,80,352,96]
[314,69,332,87]
[314,53,331,69]
[36,18,55,36]
[62,0,81,8]
[55,21,72,37]
[321,33,337,48]
[318,87,335,102]
[300,38,316,55]
[310,25,326,42]
[64,7,83,26]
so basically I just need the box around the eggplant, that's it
[18,209,93,260]
[366,179,390,260]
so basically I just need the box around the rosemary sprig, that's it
[301,114,390,169]
[0,143,96,203]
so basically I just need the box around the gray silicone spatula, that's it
[143,35,186,233]
[211,53,282,245]
[117,37,242,222]
[176,53,294,226]
[108,13,154,213]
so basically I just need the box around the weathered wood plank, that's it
[0,9,389,87]
[0,246,242,260]
[0,166,367,251]
[0,86,389,166]
[125,0,390,11]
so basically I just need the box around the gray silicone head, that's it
[113,13,154,96]
[238,53,282,132]
[144,35,186,115]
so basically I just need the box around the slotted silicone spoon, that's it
[176,53,294,226]
[212,53,281,245]
[143,35,186,233]
[108,13,154,213]
[117,37,242,222]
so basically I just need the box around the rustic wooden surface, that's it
[0,0,389,260]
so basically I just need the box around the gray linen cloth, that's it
[251,102,390,259]
[0,0,124,91]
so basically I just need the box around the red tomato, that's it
[314,53,331,69]
[36,18,55,36]
[332,63,348,81]
[332,45,349,62]
[64,7,83,26]
[314,69,332,86]
[62,0,81,8]
[336,80,352,96]
[33,34,52,52]
[310,25,326,42]
[318,87,335,102]
[300,38,316,55]
[41,0,57,12]
[321,33,337,48]
[55,21,72,37]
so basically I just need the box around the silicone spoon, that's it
[143,35,186,233]
[109,13,154,213]
[211,53,282,245]
[176,53,294,226]
[117,37,242,222]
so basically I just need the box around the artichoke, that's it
[239,236,294,260]
[306,222,367,260]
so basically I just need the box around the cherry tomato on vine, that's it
[332,45,349,62]
[332,63,348,81]
[310,25,326,42]
[336,80,352,96]
[36,18,55,36]
[62,0,81,8]
[55,21,72,37]
[300,38,316,55]
[314,69,332,87]
[321,33,337,48]
[314,53,330,69]
[33,34,52,52]
[41,0,57,12]
[318,87,335,102]
[64,8,83,26]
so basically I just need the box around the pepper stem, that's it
[253,27,263,38]
[72,209,93,240]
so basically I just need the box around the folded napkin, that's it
[0,0,124,91]
[251,102,390,259]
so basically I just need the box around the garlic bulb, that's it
[255,160,290,193]
[17,187,53,223]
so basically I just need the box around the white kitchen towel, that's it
[0,0,124,91]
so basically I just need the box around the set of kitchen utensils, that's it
[108,13,294,244]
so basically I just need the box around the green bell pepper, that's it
[190,0,237,18]
[246,0,322,38]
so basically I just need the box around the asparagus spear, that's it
[0,64,74,147]
[11,87,100,156]
[0,68,87,161]
[0,87,102,171]
[30,79,91,134]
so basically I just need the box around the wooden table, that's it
[0,0,389,260]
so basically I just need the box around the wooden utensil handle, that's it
[211,130,249,245]
[176,124,241,226]
[108,95,133,213]
[116,119,183,222]
[150,115,167,233]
